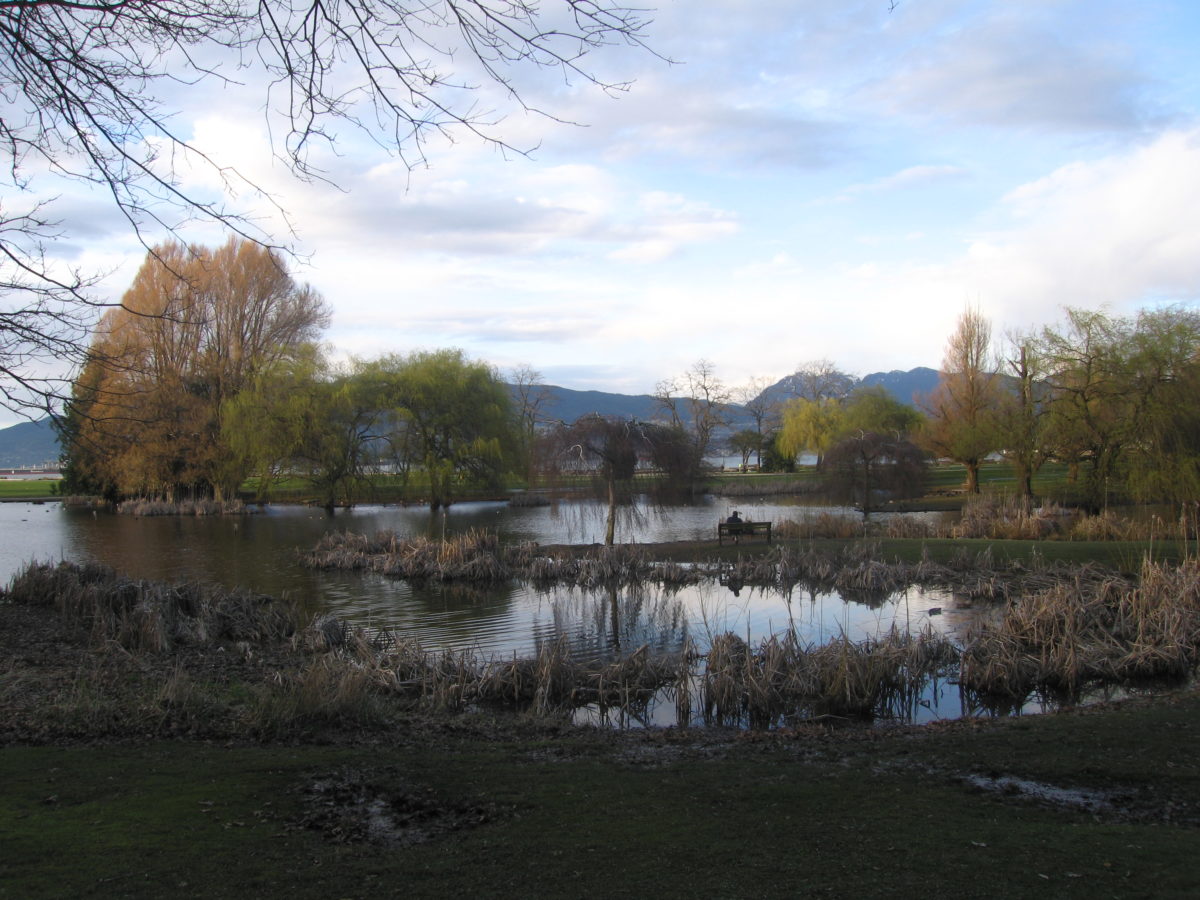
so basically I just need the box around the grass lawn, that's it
[0,479,59,500]
[3,691,1199,899]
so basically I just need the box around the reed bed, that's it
[700,626,958,728]
[959,558,1200,699]
[17,537,1200,733]
[708,478,822,497]
[117,498,251,517]
[317,626,682,720]
[301,530,706,589]
[953,495,1063,540]
[6,561,302,652]
[775,512,866,541]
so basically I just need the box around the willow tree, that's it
[823,431,927,519]
[224,351,411,508]
[994,332,1051,503]
[375,350,516,510]
[776,396,845,468]
[539,415,695,545]
[64,239,328,500]
[1110,307,1200,508]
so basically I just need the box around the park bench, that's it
[717,520,772,546]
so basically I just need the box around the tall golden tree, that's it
[64,239,328,500]
[920,306,1002,493]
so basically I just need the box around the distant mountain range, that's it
[521,367,941,426]
[0,368,942,467]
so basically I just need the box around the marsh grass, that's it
[699,626,958,727]
[11,544,1200,734]
[776,512,865,540]
[959,558,1200,699]
[117,497,251,516]
[6,561,302,652]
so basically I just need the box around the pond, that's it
[2,497,1100,726]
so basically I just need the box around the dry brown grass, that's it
[698,625,958,727]
[117,498,251,516]
[6,561,302,653]
[959,558,1200,699]
[775,512,865,541]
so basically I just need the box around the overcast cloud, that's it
[7,0,1200,427]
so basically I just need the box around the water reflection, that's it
[0,499,1138,727]
[0,499,970,660]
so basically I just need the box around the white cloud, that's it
[867,1,1155,133]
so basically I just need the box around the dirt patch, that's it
[294,766,506,846]
[959,771,1200,826]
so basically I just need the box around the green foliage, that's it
[841,385,923,436]
[372,349,516,510]
[727,428,762,467]
[1040,306,1200,511]
[775,397,844,463]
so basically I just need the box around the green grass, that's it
[3,691,1200,899]
[0,478,59,500]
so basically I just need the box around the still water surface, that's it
[0,497,964,652]
[6,498,1105,723]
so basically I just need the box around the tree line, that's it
[772,305,1200,514]
[62,241,1200,519]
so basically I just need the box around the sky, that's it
[17,0,1200,426]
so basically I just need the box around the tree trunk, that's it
[965,462,980,494]
[605,476,617,546]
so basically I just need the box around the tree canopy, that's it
[62,239,329,500]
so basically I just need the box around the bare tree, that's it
[0,1,654,416]
[791,359,855,402]
[510,363,554,479]
[511,364,555,437]
[654,359,731,461]
[733,375,778,467]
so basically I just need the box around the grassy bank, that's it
[3,692,1200,899]
[4,546,1200,897]
[0,478,59,501]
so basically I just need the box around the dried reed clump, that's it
[116,498,250,517]
[1064,510,1135,542]
[302,529,517,583]
[953,494,1063,540]
[776,512,865,541]
[960,558,1200,698]
[60,495,109,509]
[883,515,939,539]
[710,478,821,497]
[5,561,302,654]
[246,656,391,735]
[699,626,958,727]
[702,632,752,724]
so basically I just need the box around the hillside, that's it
[0,418,61,468]
[517,386,662,424]
[755,367,939,411]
